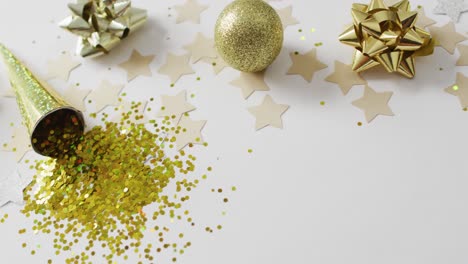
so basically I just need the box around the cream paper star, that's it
[111,100,148,125]
[248,95,289,131]
[156,91,196,123]
[286,49,328,82]
[45,52,81,81]
[118,50,155,82]
[201,55,230,75]
[457,45,468,66]
[2,126,31,162]
[325,61,367,95]
[86,80,124,113]
[0,170,29,207]
[62,85,91,112]
[0,89,15,98]
[276,6,299,29]
[445,72,468,108]
[169,115,206,150]
[352,85,394,123]
[183,33,217,63]
[416,7,436,28]
[430,22,467,54]
[433,0,468,22]
[230,71,270,99]
[174,0,208,24]
[158,53,195,84]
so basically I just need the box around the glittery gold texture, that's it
[59,0,148,58]
[17,104,226,263]
[215,0,284,72]
[338,0,434,78]
[0,44,84,157]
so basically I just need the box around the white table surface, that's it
[1,0,468,263]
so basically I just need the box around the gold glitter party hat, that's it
[0,44,85,157]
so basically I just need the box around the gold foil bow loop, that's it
[60,0,147,58]
[339,0,434,78]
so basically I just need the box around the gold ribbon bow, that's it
[339,0,434,78]
[59,0,147,58]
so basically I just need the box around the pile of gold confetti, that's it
[16,101,224,263]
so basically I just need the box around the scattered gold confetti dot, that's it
[453,85,459,91]
[357,122,363,126]
[16,100,230,263]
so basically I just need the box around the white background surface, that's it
[1,0,468,263]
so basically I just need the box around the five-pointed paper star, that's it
[0,89,15,98]
[156,91,196,123]
[286,49,328,82]
[325,61,367,95]
[352,85,394,123]
[277,6,299,28]
[62,85,91,112]
[457,45,468,66]
[430,22,467,54]
[0,170,29,207]
[202,55,230,75]
[112,100,148,125]
[416,7,437,28]
[248,95,289,131]
[45,52,81,81]
[174,0,208,24]
[433,0,468,22]
[445,72,468,108]
[168,115,206,150]
[184,33,217,63]
[230,71,270,99]
[158,53,195,84]
[118,50,155,82]
[2,126,31,162]
[87,80,124,113]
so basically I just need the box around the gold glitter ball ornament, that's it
[214,0,284,72]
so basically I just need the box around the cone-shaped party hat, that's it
[0,44,85,158]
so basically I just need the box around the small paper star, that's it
[174,0,208,24]
[433,0,468,22]
[416,7,436,28]
[248,95,289,131]
[201,55,230,75]
[169,115,206,150]
[118,50,155,82]
[457,45,468,66]
[0,170,29,207]
[276,6,299,29]
[0,89,15,98]
[1,126,31,162]
[430,22,467,54]
[62,85,91,112]
[325,61,367,95]
[286,49,328,82]
[111,100,148,125]
[156,91,196,123]
[445,72,468,108]
[352,85,394,123]
[230,71,270,99]
[45,52,81,81]
[158,53,195,84]
[183,33,217,63]
[87,80,124,113]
